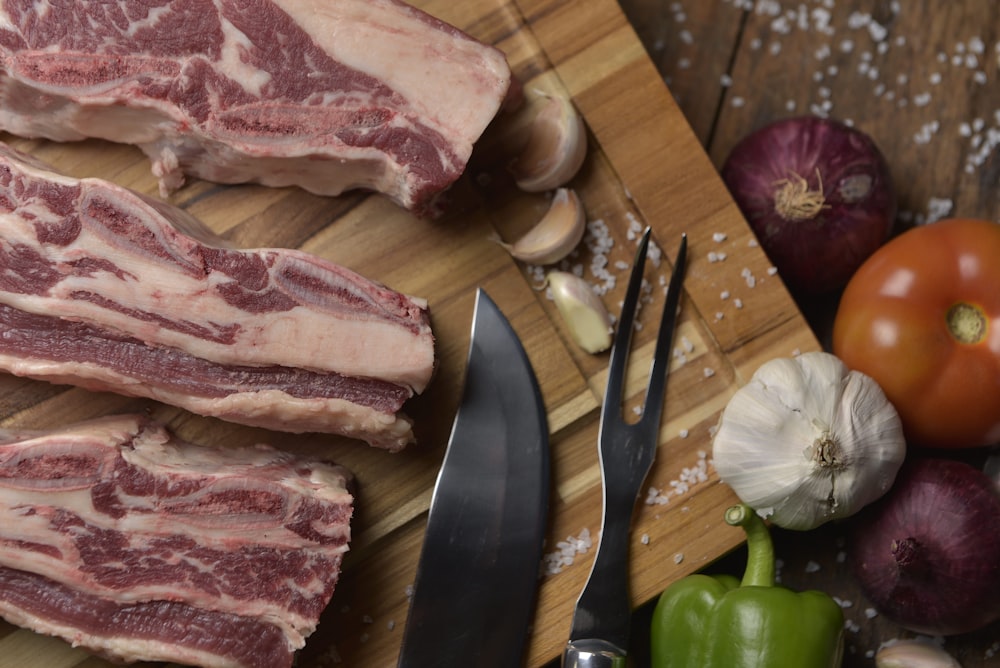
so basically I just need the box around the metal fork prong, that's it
[601,228,687,426]
[601,227,654,422]
[638,233,687,429]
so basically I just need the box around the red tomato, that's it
[832,218,1000,449]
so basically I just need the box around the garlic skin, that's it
[510,92,588,192]
[494,188,586,265]
[712,351,906,530]
[876,639,961,668]
[546,271,612,353]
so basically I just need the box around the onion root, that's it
[773,169,829,221]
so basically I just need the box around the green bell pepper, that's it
[650,504,844,668]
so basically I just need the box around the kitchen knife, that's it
[397,288,550,668]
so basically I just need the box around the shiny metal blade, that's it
[397,288,550,668]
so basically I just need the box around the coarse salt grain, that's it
[673,553,684,564]
[641,533,650,545]
[925,197,953,223]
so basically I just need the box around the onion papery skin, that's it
[849,458,1000,636]
[720,116,897,296]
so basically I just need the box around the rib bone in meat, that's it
[0,0,513,215]
[0,413,353,668]
[0,142,435,451]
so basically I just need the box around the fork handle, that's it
[563,486,638,664]
[563,638,627,668]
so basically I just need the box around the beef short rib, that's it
[0,413,353,668]
[0,142,435,450]
[0,0,512,215]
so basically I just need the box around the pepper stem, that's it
[725,504,776,588]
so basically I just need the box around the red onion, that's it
[849,457,1000,636]
[720,116,896,295]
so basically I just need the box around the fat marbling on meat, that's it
[0,142,435,450]
[0,0,512,215]
[0,413,353,668]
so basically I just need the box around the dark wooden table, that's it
[613,0,1000,666]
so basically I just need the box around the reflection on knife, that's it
[563,229,687,668]
[397,288,550,668]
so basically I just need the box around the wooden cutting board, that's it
[0,0,821,666]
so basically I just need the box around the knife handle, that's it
[562,639,627,668]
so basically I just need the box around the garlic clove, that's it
[546,271,612,353]
[494,188,586,265]
[875,639,961,668]
[510,92,588,193]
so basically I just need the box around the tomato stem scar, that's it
[947,302,987,344]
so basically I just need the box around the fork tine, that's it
[639,232,687,427]
[601,227,653,419]
[602,227,687,426]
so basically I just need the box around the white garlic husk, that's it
[712,351,906,531]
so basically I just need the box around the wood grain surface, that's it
[617,1,1000,666]
[0,0,823,667]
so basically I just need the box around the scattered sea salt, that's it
[542,528,593,576]
[645,451,711,506]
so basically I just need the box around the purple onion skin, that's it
[720,116,897,296]
[849,458,1000,636]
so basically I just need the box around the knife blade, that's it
[397,288,550,668]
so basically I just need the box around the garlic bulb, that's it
[712,351,906,530]
[493,188,586,265]
[546,271,612,353]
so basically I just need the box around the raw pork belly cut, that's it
[0,414,353,668]
[0,0,512,215]
[0,142,435,450]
